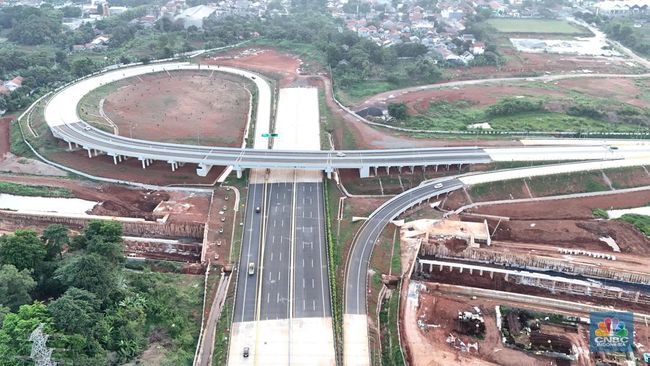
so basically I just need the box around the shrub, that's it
[486,97,543,117]
[592,208,609,219]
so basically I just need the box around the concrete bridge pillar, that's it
[385,166,391,175]
[236,167,243,179]
[372,167,377,176]
[168,161,177,172]
[409,166,415,174]
[197,163,213,177]
[140,158,146,169]
[435,165,438,172]
[358,166,370,178]
[86,149,92,158]
[325,167,333,179]
[112,155,118,165]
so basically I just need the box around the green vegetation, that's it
[485,18,589,35]
[388,103,408,119]
[379,291,404,366]
[323,181,343,362]
[0,181,73,198]
[619,214,650,236]
[391,96,649,134]
[527,171,609,196]
[592,208,609,219]
[574,12,649,56]
[0,221,202,365]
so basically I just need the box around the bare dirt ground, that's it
[489,219,650,254]
[0,116,11,154]
[49,148,224,185]
[201,47,522,150]
[556,78,650,109]
[0,174,210,222]
[404,282,650,366]
[445,48,640,81]
[203,47,302,87]
[356,77,649,113]
[465,187,650,220]
[103,70,250,147]
[403,282,563,366]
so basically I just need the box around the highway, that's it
[230,179,333,364]
[259,182,293,320]
[233,183,265,323]
[344,177,464,315]
[293,182,330,318]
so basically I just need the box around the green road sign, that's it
[261,133,279,137]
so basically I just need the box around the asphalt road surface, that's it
[233,183,264,323]
[260,182,293,320]
[344,178,465,315]
[233,181,331,322]
[293,182,331,318]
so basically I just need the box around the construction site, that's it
[390,187,650,366]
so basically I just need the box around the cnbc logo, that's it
[590,311,634,352]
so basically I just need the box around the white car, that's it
[248,262,255,275]
[83,126,92,131]
[434,183,443,189]
[336,152,346,157]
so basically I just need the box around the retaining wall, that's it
[0,211,204,239]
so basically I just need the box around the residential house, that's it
[472,42,485,55]
[4,76,23,92]
[460,33,475,43]
[460,51,475,64]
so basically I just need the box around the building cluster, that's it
[591,0,650,15]
[0,76,23,96]
[329,0,505,64]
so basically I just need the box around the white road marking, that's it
[313,300,316,311]
[270,252,273,261]
[302,278,305,289]
[267,293,270,303]
[278,271,281,281]
[279,252,282,262]
[312,278,315,288]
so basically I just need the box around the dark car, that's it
[243,347,250,358]
[255,206,261,213]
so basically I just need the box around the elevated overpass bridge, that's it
[44,62,647,179]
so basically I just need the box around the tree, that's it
[41,224,69,260]
[0,265,36,311]
[388,103,408,119]
[87,237,124,265]
[49,288,101,336]
[0,229,46,271]
[54,254,117,300]
[70,57,96,77]
[61,6,82,18]
[0,302,54,366]
[0,96,6,112]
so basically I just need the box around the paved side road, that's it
[195,273,231,366]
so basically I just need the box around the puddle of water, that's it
[0,194,98,215]
[607,206,650,219]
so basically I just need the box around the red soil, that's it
[556,77,650,108]
[103,70,250,147]
[49,147,224,186]
[468,189,650,220]
[0,116,12,155]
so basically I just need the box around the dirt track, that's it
[0,116,11,155]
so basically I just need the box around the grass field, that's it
[486,18,589,35]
